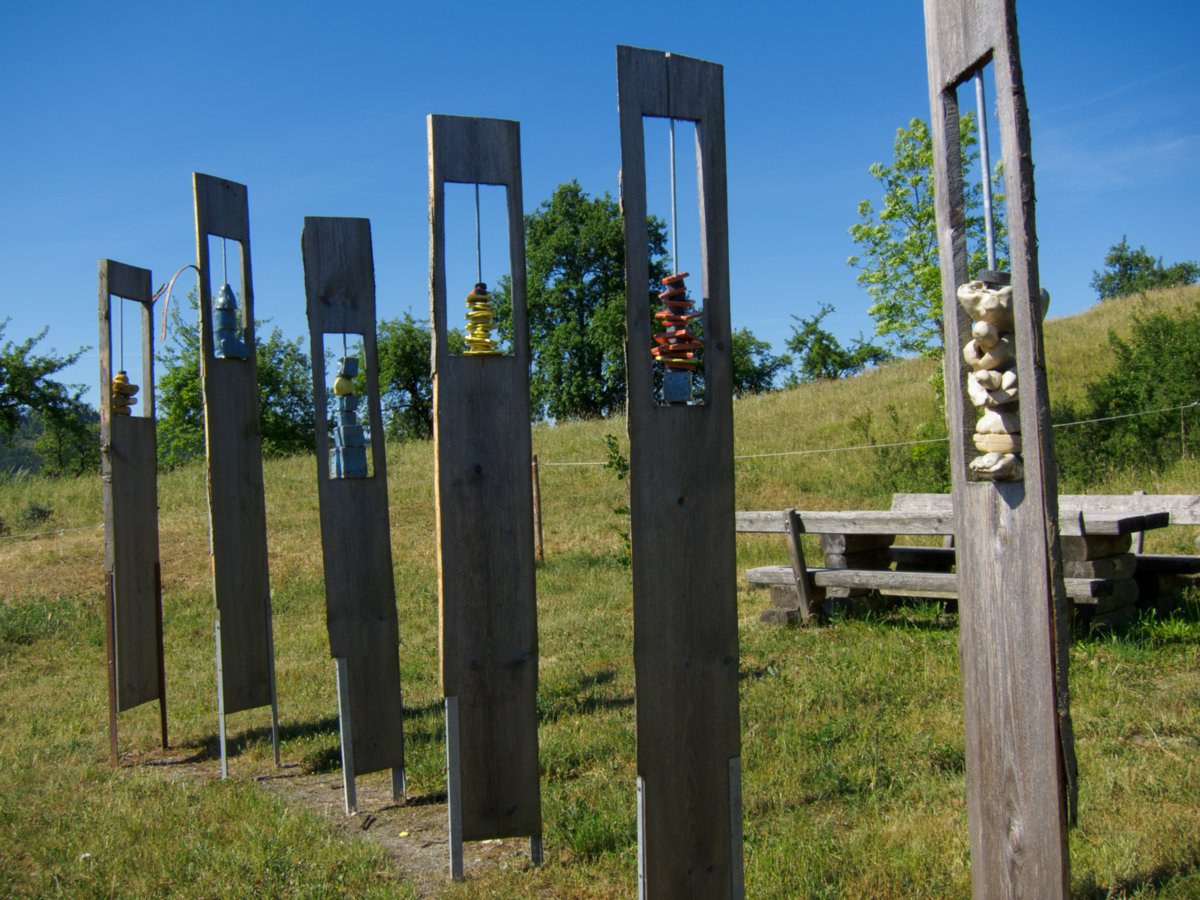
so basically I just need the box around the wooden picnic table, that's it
[739,507,1170,625]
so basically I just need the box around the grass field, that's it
[1,287,1197,897]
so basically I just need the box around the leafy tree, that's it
[157,292,314,467]
[0,320,87,438]
[1090,237,1199,300]
[255,329,315,457]
[730,327,791,396]
[0,320,96,476]
[785,304,891,383]
[496,180,669,420]
[849,114,1006,357]
[156,299,205,467]
[1054,302,1200,486]
[34,400,99,477]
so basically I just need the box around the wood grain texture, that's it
[99,260,163,712]
[618,45,742,898]
[428,115,541,842]
[194,173,274,715]
[895,491,1198,524]
[747,564,1127,603]
[784,508,820,620]
[303,217,404,777]
[924,2,1073,895]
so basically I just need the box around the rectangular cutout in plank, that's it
[643,116,705,405]
[443,183,512,357]
[323,333,374,479]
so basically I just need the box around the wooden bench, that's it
[893,491,1200,583]
[737,501,1176,626]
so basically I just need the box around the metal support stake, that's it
[445,696,464,881]
[104,573,119,767]
[636,776,647,900]
[391,766,406,803]
[215,616,228,779]
[974,70,997,270]
[265,597,281,768]
[530,834,543,866]
[336,657,357,815]
[154,563,168,750]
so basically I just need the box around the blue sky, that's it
[2,1,1197,405]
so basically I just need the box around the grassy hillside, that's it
[0,287,1197,896]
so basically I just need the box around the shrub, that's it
[1054,302,1200,487]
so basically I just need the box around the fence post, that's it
[532,454,544,562]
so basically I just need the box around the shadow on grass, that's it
[1071,590,1200,644]
[537,669,633,724]
[1076,848,1200,898]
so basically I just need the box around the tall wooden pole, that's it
[428,115,542,879]
[193,173,279,776]
[923,2,1074,896]
[99,259,167,762]
[303,216,406,814]
[618,46,743,899]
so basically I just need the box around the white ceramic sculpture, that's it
[956,278,1034,481]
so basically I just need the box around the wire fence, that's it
[2,399,1196,543]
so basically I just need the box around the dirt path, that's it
[137,750,537,897]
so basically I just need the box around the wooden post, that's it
[98,259,167,762]
[303,216,406,813]
[193,173,278,774]
[618,46,743,898]
[428,115,542,873]
[923,2,1074,895]
[531,455,545,562]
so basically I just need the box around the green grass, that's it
[0,287,1197,896]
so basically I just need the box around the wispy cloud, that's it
[1033,58,1200,120]
[1037,130,1200,190]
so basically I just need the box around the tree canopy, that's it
[497,180,669,421]
[849,114,1005,357]
[0,320,96,476]
[156,293,314,467]
[785,305,891,383]
[1090,237,1199,300]
[730,327,791,397]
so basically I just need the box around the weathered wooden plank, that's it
[748,564,1122,603]
[99,260,163,715]
[619,44,742,899]
[303,216,404,779]
[109,419,161,709]
[818,530,899,551]
[823,549,895,569]
[735,510,786,533]
[194,173,273,716]
[924,3,1073,896]
[893,493,1170,535]
[428,115,541,845]
[784,509,820,621]
[1062,494,1200,525]
[1063,553,1135,580]
[1060,534,1131,561]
